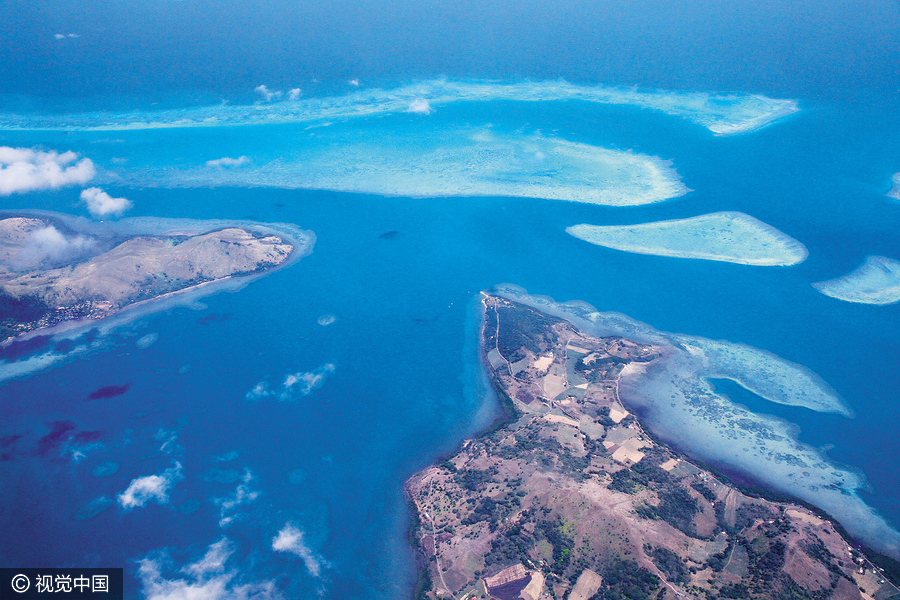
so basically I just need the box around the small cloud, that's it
[288,88,301,101]
[138,537,280,600]
[117,462,184,509]
[283,363,335,396]
[214,470,259,528]
[0,146,95,195]
[68,33,79,38]
[407,99,433,115]
[316,314,336,327]
[254,85,282,102]
[246,363,335,401]
[245,381,272,401]
[348,79,360,87]
[80,187,132,217]
[272,523,327,578]
[205,156,250,168]
[54,34,66,40]
[14,225,95,268]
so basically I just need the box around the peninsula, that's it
[0,215,296,343]
[407,293,899,600]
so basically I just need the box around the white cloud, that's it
[272,523,326,578]
[138,537,281,600]
[117,462,184,509]
[14,225,96,268]
[245,381,272,401]
[54,34,66,40]
[214,470,259,528]
[246,363,336,401]
[0,146,95,195]
[205,156,250,168]
[407,99,434,115]
[80,187,132,217]
[288,88,301,101]
[254,85,282,102]
[348,79,360,87]
[68,33,79,38]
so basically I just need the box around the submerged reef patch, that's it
[491,284,899,560]
[813,256,900,305]
[567,212,808,266]
[107,127,689,206]
[887,173,900,200]
[0,79,798,136]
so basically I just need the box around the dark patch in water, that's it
[0,335,53,362]
[54,338,76,354]
[88,383,131,400]
[73,430,103,443]
[413,316,439,324]
[0,434,23,460]
[36,421,76,457]
[36,422,102,457]
[197,313,231,326]
[378,230,399,240]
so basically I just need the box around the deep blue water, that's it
[2,0,900,597]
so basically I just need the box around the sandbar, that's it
[0,79,799,136]
[813,255,900,305]
[141,127,689,206]
[567,211,808,266]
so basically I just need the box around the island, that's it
[0,214,300,343]
[567,212,808,266]
[813,256,900,305]
[406,292,900,600]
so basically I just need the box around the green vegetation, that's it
[608,460,670,494]
[454,466,498,491]
[485,520,535,567]
[413,566,433,600]
[636,485,699,536]
[691,481,717,503]
[539,517,576,575]
[706,538,735,572]
[645,545,689,583]
[596,559,660,600]
[494,304,562,362]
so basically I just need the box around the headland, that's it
[406,291,899,600]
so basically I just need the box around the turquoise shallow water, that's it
[1,85,900,597]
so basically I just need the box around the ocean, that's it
[2,0,900,597]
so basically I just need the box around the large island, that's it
[0,214,298,343]
[407,293,899,600]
